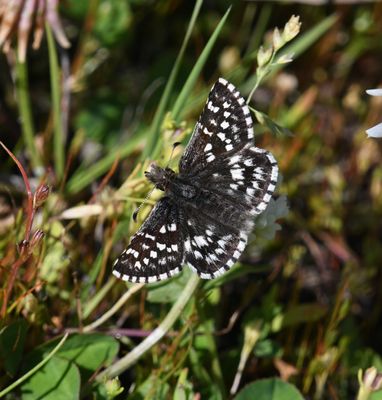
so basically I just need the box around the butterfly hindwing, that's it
[181,205,248,278]
[195,144,279,216]
[113,198,184,283]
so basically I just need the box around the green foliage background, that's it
[1,1,382,399]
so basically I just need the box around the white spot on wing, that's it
[194,250,203,259]
[221,120,229,129]
[194,235,208,247]
[185,239,191,252]
[231,168,244,180]
[204,143,212,152]
[217,132,226,141]
[228,155,241,165]
[168,223,176,231]
[157,243,166,251]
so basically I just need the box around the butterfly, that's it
[112,78,278,283]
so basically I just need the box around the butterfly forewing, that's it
[179,78,254,175]
[113,198,184,283]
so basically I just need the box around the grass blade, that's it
[66,132,143,194]
[144,0,204,158]
[171,6,232,123]
[46,24,65,181]
[16,57,42,171]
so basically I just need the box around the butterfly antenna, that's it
[166,142,181,168]
[132,186,156,222]
[133,142,180,222]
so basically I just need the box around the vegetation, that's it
[1,1,382,399]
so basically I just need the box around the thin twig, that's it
[0,141,34,317]
[82,282,144,333]
[0,333,69,398]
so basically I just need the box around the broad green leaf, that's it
[21,356,80,400]
[24,334,119,381]
[0,319,28,376]
[234,378,303,400]
[147,267,192,303]
[52,333,119,373]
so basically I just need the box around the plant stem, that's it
[95,274,199,380]
[82,282,144,332]
[144,0,204,159]
[0,333,69,398]
[46,24,65,181]
[15,57,42,171]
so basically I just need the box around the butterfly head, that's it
[145,163,176,192]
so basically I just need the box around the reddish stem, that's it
[0,142,34,241]
[0,141,35,317]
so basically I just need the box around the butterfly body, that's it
[113,78,278,283]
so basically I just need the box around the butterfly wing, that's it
[112,197,184,283]
[181,203,248,279]
[179,78,254,175]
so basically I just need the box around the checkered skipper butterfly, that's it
[113,78,278,283]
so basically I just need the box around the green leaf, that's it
[24,334,119,381]
[20,356,80,400]
[0,319,28,376]
[53,334,119,373]
[234,378,304,400]
[147,268,193,303]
